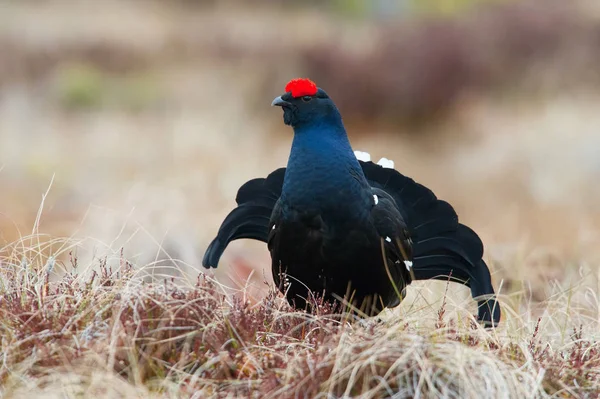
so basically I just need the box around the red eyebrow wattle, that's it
[284,78,318,98]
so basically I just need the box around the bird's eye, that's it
[302,96,312,102]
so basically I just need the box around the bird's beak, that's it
[271,96,290,107]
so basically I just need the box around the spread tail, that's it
[361,160,501,326]
[202,168,285,268]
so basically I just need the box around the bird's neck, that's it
[282,121,370,212]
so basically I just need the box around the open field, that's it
[1,1,600,397]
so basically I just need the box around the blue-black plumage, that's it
[202,78,500,326]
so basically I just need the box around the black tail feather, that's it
[410,256,500,326]
[413,236,474,267]
[202,205,272,268]
[410,201,458,238]
[201,168,285,268]
[360,161,501,326]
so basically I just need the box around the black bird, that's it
[203,78,500,326]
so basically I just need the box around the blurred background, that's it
[1,0,600,310]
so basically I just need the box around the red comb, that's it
[284,78,318,98]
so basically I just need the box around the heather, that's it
[1,236,599,397]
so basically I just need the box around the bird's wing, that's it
[360,160,500,326]
[201,168,285,268]
[266,199,282,252]
[369,187,414,307]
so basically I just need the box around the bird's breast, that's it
[271,206,376,270]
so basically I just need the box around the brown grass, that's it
[1,234,599,398]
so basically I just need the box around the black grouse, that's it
[202,78,501,326]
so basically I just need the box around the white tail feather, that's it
[354,151,371,162]
[377,157,395,169]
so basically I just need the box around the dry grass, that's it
[1,233,599,398]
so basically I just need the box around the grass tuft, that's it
[1,238,599,398]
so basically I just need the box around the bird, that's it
[202,78,500,326]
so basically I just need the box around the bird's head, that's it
[272,78,341,128]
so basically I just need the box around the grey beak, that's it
[271,96,290,107]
